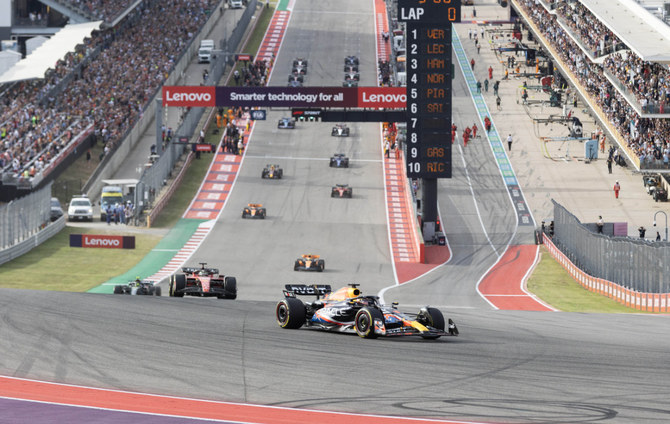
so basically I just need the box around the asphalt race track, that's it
[1,289,669,423]
[2,1,670,423]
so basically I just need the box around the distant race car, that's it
[343,65,359,73]
[344,56,359,66]
[288,73,304,83]
[331,184,353,198]
[114,279,162,296]
[294,254,325,272]
[261,164,283,179]
[331,124,350,137]
[342,80,358,87]
[278,117,296,129]
[242,203,266,219]
[329,153,350,168]
[292,64,307,75]
[169,262,237,299]
[275,283,459,339]
[344,72,360,81]
[293,58,308,68]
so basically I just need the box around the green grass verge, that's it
[527,247,646,313]
[0,226,162,291]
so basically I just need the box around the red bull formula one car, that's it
[169,263,237,299]
[275,284,459,339]
[261,164,283,179]
[331,184,353,198]
[294,254,325,272]
[242,203,266,219]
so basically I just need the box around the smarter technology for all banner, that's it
[162,86,407,108]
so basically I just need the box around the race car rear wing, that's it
[182,267,219,274]
[284,284,331,298]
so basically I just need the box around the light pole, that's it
[653,211,668,241]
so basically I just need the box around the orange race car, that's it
[294,254,325,272]
[242,203,266,219]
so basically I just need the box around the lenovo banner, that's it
[162,86,406,108]
[162,86,216,107]
[70,234,136,249]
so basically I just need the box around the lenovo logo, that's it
[163,86,216,107]
[358,88,406,108]
[70,234,135,249]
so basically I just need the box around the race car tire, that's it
[262,171,267,179]
[276,298,306,329]
[277,170,283,179]
[294,261,300,271]
[260,210,266,219]
[331,191,336,198]
[222,276,237,299]
[154,286,162,296]
[418,307,445,339]
[170,274,186,297]
[113,285,123,294]
[317,260,325,272]
[355,307,383,339]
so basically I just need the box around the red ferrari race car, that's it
[169,263,237,299]
[294,254,325,272]
[275,284,459,339]
[331,184,353,198]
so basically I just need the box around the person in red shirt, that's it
[488,65,493,80]
[472,123,478,138]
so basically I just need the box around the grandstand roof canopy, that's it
[0,21,102,84]
[581,0,670,63]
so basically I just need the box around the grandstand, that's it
[0,0,219,199]
[512,0,670,170]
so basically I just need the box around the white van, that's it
[198,39,215,63]
[228,0,244,8]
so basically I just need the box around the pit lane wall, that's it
[543,234,670,312]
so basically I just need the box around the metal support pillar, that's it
[155,98,163,156]
[421,178,438,241]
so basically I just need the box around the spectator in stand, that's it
[0,0,218,179]
[517,0,670,169]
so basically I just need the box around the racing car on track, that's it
[275,283,459,339]
[288,73,304,83]
[331,124,350,137]
[292,64,307,75]
[293,57,308,68]
[242,203,266,219]
[113,279,161,296]
[278,117,296,129]
[294,254,325,272]
[329,153,349,168]
[261,164,283,179]
[331,184,353,198]
[288,80,302,87]
[169,263,237,299]
[344,71,360,81]
[342,80,358,87]
[344,56,359,66]
[344,65,358,73]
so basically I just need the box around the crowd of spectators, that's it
[555,1,622,58]
[604,52,670,114]
[69,0,136,23]
[240,59,269,86]
[518,0,670,168]
[0,0,218,177]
